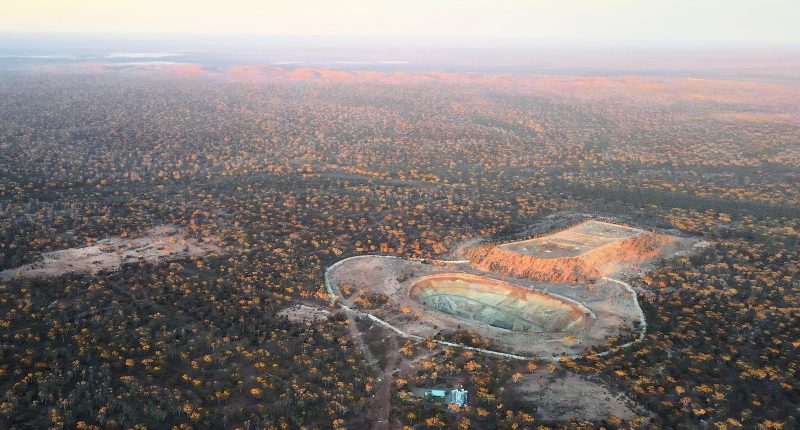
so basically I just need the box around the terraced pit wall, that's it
[409,273,590,332]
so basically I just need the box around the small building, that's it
[424,389,447,400]
[446,388,468,408]
[423,388,468,408]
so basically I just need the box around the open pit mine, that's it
[325,219,699,359]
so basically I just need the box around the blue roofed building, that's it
[426,389,447,398]
[423,387,468,408]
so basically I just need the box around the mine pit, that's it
[409,273,590,333]
[326,219,697,357]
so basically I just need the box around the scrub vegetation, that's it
[1,67,798,429]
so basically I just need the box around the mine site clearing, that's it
[325,219,699,360]
[0,225,224,281]
[498,220,643,258]
[326,255,642,358]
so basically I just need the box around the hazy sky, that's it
[2,0,799,45]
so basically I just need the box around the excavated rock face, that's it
[467,245,601,283]
[581,232,678,276]
[409,273,590,332]
[467,230,678,284]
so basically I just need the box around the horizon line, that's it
[1,32,799,50]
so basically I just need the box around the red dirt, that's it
[467,231,678,284]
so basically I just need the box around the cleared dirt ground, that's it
[277,304,333,323]
[498,220,642,259]
[0,225,223,280]
[511,372,643,422]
